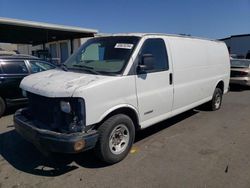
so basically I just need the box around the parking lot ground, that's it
[1,86,250,188]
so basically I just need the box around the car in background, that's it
[230,59,250,86]
[0,54,56,117]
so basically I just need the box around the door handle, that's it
[169,73,173,85]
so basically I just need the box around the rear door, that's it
[135,38,174,128]
[0,60,29,99]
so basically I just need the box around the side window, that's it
[29,61,55,73]
[140,38,169,72]
[81,43,101,61]
[1,61,28,74]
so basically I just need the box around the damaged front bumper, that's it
[14,108,98,154]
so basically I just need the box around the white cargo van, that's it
[14,34,230,164]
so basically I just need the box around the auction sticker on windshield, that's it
[115,43,134,49]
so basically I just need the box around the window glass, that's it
[29,61,55,73]
[231,59,250,68]
[140,38,169,71]
[81,43,100,61]
[1,61,28,74]
[64,36,140,75]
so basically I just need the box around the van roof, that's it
[99,33,223,43]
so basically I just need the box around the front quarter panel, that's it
[73,75,138,126]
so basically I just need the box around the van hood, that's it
[20,69,112,97]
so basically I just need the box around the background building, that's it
[17,38,84,64]
[0,17,98,64]
[220,34,250,59]
[0,43,17,51]
[16,35,106,64]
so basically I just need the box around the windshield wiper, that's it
[60,64,68,71]
[72,64,101,75]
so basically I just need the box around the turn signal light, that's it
[74,140,85,151]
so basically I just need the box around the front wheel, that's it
[94,114,135,164]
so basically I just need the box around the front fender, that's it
[97,104,140,124]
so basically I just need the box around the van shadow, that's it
[0,130,79,177]
[0,109,198,177]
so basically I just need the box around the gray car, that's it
[230,59,250,86]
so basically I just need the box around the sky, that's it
[0,0,249,39]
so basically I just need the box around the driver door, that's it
[135,38,174,128]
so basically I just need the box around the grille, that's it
[26,93,85,133]
[27,92,59,125]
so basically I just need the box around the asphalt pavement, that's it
[0,85,250,188]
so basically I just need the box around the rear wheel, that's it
[0,97,6,118]
[94,114,135,164]
[208,88,223,111]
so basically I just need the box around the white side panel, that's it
[167,37,230,111]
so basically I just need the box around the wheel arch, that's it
[96,104,141,130]
[215,80,224,93]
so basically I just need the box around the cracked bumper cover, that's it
[14,108,99,153]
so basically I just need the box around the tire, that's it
[0,97,6,118]
[94,114,135,164]
[208,88,223,111]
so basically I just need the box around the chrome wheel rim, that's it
[215,93,221,109]
[109,124,130,155]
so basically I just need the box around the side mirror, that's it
[137,54,155,73]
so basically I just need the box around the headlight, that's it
[60,101,71,113]
[57,98,86,133]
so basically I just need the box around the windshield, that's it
[64,36,140,75]
[231,59,250,68]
